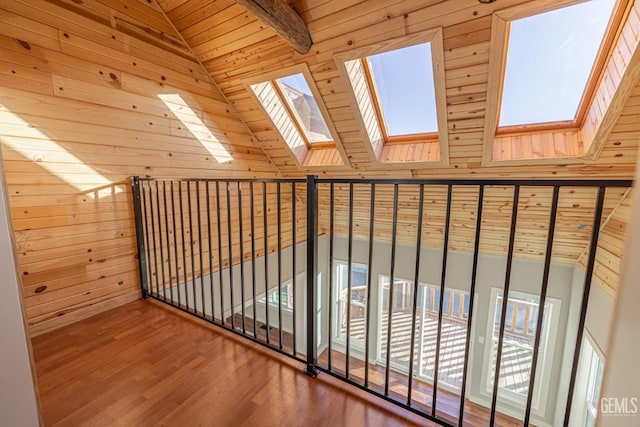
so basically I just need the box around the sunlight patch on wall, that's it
[158,94,233,164]
[0,103,118,199]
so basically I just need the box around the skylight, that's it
[499,0,617,127]
[247,67,347,168]
[275,74,332,144]
[366,42,438,136]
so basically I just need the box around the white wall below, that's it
[0,150,40,426]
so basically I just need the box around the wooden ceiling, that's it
[159,0,640,179]
[157,0,638,294]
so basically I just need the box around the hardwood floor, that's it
[32,300,430,426]
[32,299,523,426]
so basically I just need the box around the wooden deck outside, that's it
[32,299,520,426]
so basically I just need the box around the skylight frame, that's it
[495,0,628,134]
[335,28,449,166]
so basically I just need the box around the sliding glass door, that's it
[378,276,470,390]
[333,262,368,352]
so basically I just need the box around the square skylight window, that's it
[499,0,618,127]
[365,42,438,137]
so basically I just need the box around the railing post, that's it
[304,175,318,378]
[131,176,149,299]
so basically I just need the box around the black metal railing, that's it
[132,176,632,427]
[132,177,308,364]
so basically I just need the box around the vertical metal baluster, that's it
[226,181,235,329]
[163,181,173,303]
[433,185,453,415]
[524,186,560,426]
[206,182,215,320]
[132,177,149,299]
[148,182,160,298]
[407,184,424,405]
[171,182,181,307]
[140,180,154,299]
[187,181,197,314]
[563,186,606,426]
[304,175,318,378]
[292,182,297,356]
[263,182,270,344]
[179,182,189,309]
[196,182,205,316]
[489,185,521,425]
[384,184,399,396]
[277,182,283,350]
[458,185,485,426]
[238,182,246,334]
[364,183,375,388]
[250,182,258,338]
[155,182,167,300]
[216,182,225,324]
[328,183,334,371]
[346,183,354,379]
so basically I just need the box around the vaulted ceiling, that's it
[157,0,640,180]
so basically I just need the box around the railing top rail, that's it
[135,177,306,184]
[133,176,633,188]
[315,178,633,187]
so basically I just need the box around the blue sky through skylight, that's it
[499,0,617,127]
[368,42,438,136]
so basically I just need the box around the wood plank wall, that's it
[140,180,307,297]
[316,184,630,264]
[0,0,280,335]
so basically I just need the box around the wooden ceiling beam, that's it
[235,0,312,54]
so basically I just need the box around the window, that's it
[365,42,438,139]
[485,0,630,163]
[261,281,294,311]
[378,276,471,390]
[574,334,605,427]
[245,65,347,168]
[274,74,333,145]
[336,28,448,164]
[499,0,618,128]
[333,262,368,351]
[483,289,560,412]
